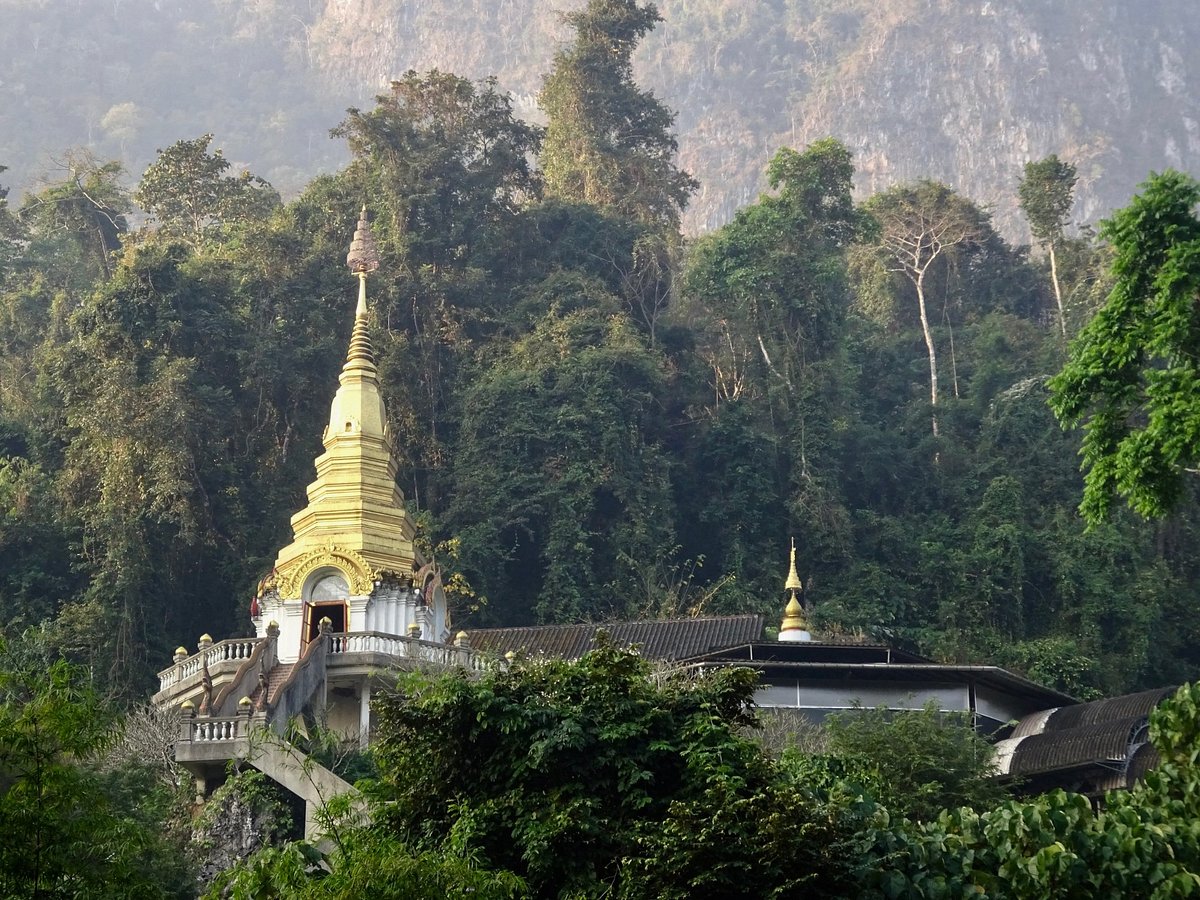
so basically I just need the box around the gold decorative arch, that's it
[276,544,379,599]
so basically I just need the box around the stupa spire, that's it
[344,205,380,371]
[779,537,811,642]
[268,207,421,601]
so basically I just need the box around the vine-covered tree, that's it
[539,0,697,229]
[135,133,279,245]
[335,70,541,272]
[17,152,129,283]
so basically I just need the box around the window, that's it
[308,572,349,602]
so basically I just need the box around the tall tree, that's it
[863,181,987,437]
[449,285,675,624]
[335,70,541,273]
[1049,170,1200,522]
[1019,154,1078,339]
[680,140,864,599]
[135,133,279,245]
[17,152,129,283]
[539,0,697,229]
[0,642,194,898]
[370,639,855,898]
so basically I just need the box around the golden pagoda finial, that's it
[269,206,422,602]
[785,537,803,592]
[344,206,380,368]
[780,537,810,642]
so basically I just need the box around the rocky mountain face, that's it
[3,0,1198,237]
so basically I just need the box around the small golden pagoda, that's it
[778,538,811,642]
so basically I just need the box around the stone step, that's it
[249,662,294,706]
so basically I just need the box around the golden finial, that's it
[346,205,380,277]
[343,206,378,370]
[785,537,803,592]
[781,592,806,630]
[780,537,811,641]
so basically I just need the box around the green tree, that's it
[680,140,864,603]
[862,181,988,437]
[449,288,676,624]
[1049,170,1200,522]
[539,0,697,229]
[369,638,855,898]
[856,683,1200,898]
[135,133,279,244]
[808,702,1005,822]
[1019,154,1078,339]
[17,151,129,283]
[335,70,540,272]
[0,640,193,898]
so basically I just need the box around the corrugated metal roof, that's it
[465,614,765,662]
[998,687,1176,790]
[1041,687,1175,733]
[1008,717,1146,775]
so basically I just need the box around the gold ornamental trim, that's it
[276,544,378,599]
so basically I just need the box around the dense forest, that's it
[7,1,1200,896]
[2,0,1200,709]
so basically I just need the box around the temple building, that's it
[152,211,1174,837]
[152,210,486,836]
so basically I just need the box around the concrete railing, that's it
[328,631,490,672]
[213,634,276,717]
[158,638,265,693]
[177,703,257,747]
[267,632,329,732]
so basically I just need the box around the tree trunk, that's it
[916,272,939,437]
[1049,241,1066,339]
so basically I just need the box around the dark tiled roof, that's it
[466,614,765,662]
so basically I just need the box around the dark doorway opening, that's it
[304,601,347,649]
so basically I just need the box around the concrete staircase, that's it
[250,662,294,707]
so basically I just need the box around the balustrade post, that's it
[178,700,196,742]
[237,696,253,738]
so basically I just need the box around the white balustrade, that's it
[191,716,246,743]
[327,631,490,672]
[158,638,265,692]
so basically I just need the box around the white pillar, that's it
[359,678,371,748]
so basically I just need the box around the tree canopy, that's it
[539,0,697,229]
[1050,170,1200,522]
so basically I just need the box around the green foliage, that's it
[368,639,855,898]
[1050,170,1200,522]
[1019,155,1078,246]
[0,640,194,898]
[210,831,527,900]
[449,295,676,623]
[539,0,697,228]
[335,70,540,272]
[135,134,279,244]
[856,683,1200,899]
[16,152,130,284]
[802,702,1006,822]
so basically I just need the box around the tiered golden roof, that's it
[272,208,421,599]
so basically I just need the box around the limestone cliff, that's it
[307,0,1200,237]
[2,0,1197,238]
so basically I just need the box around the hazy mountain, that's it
[3,0,1198,237]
